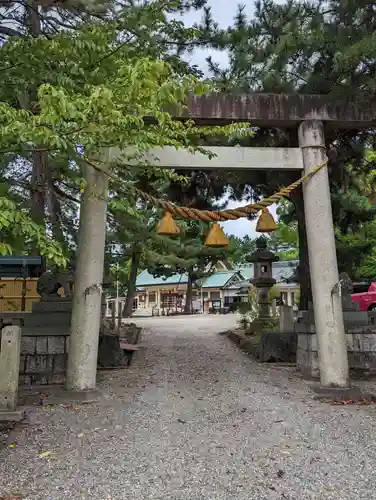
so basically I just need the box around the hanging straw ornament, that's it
[156,212,180,236]
[256,207,276,233]
[204,223,229,247]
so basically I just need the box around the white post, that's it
[271,298,277,316]
[279,305,294,333]
[298,120,349,388]
[0,326,21,410]
[66,155,109,392]
[115,262,120,327]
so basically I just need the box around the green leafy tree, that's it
[0,10,251,389]
[0,0,211,260]
[226,234,257,266]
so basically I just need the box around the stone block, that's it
[360,334,376,352]
[97,334,128,368]
[53,354,67,373]
[296,346,306,372]
[32,374,49,384]
[279,305,294,333]
[32,299,73,313]
[24,313,71,328]
[25,354,53,374]
[259,332,296,363]
[351,333,362,351]
[19,375,32,386]
[343,311,368,327]
[348,352,368,369]
[228,331,242,345]
[301,310,314,323]
[294,322,308,334]
[369,312,376,325]
[239,337,260,359]
[48,336,65,354]
[19,355,26,375]
[348,332,376,352]
[297,333,308,351]
[346,333,355,351]
[48,374,66,385]
[305,351,319,378]
[21,336,36,355]
[342,295,360,311]
[296,347,319,378]
[36,336,48,354]
[0,409,26,422]
[307,334,318,352]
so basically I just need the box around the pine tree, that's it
[197,0,376,306]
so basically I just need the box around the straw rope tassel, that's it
[156,212,180,236]
[256,207,277,233]
[205,223,229,247]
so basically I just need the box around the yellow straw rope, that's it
[132,159,328,222]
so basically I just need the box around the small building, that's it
[199,270,246,312]
[128,260,300,315]
[135,270,188,313]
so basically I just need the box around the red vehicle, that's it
[351,281,376,312]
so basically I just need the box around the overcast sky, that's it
[179,0,278,239]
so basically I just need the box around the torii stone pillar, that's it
[298,120,349,388]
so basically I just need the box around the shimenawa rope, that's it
[132,158,328,222]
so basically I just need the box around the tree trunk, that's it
[66,156,108,391]
[30,151,47,253]
[46,177,66,248]
[184,273,193,313]
[26,4,47,254]
[290,186,312,310]
[123,250,138,318]
[26,1,42,37]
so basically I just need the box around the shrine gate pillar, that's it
[298,120,349,388]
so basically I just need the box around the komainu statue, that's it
[37,267,75,299]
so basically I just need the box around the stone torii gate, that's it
[143,93,373,389]
[66,93,372,395]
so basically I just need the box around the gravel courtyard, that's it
[1,314,376,499]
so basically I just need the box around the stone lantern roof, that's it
[246,237,280,264]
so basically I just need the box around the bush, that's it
[237,286,280,335]
[237,288,259,331]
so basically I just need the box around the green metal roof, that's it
[236,267,253,280]
[201,271,240,289]
[135,260,298,289]
[136,269,188,287]
[0,256,42,266]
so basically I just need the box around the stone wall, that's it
[297,329,376,378]
[19,332,69,385]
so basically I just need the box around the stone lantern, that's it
[246,237,279,328]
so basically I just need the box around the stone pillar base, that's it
[297,328,376,379]
[0,408,26,422]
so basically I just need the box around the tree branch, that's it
[0,26,23,36]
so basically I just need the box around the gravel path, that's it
[1,315,376,499]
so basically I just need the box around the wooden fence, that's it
[0,278,40,312]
